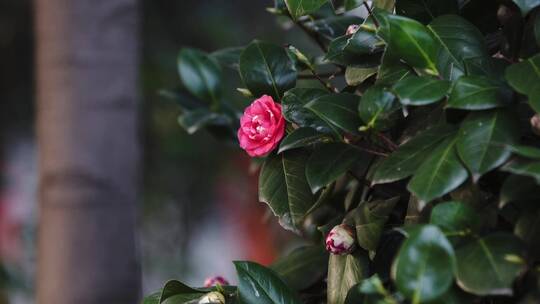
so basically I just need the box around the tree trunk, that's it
[35,0,141,303]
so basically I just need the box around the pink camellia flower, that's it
[346,24,360,35]
[204,276,229,287]
[325,224,356,255]
[237,95,286,157]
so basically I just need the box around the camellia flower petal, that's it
[325,224,356,255]
[203,275,230,287]
[237,95,285,157]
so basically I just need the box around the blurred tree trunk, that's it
[35,0,141,303]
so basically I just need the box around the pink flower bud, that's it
[204,276,229,287]
[531,114,540,136]
[198,291,225,304]
[325,224,356,255]
[346,24,360,35]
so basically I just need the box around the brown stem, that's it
[363,1,379,28]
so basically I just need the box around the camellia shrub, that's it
[145,0,540,303]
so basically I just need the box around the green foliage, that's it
[146,1,540,303]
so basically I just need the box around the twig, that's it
[363,1,379,28]
[293,16,328,52]
[377,133,398,151]
[310,69,338,93]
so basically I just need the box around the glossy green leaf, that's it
[178,48,223,107]
[515,210,540,257]
[211,47,244,70]
[305,15,364,40]
[428,15,490,80]
[285,0,329,20]
[407,136,469,203]
[259,151,316,231]
[281,88,334,134]
[375,13,439,74]
[271,246,329,290]
[306,143,362,193]
[325,33,382,67]
[456,110,519,179]
[372,124,456,184]
[177,109,232,135]
[392,76,450,106]
[376,51,414,86]
[500,174,540,208]
[535,14,540,47]
[507,144,540,159]
[430,201,480,234]
[235,261,301,304]
[358,85,399,131]
[447,75,510,110]
[352,197,399,251]
[393,225,455,303]
[327,252,369,304]
[278,127,332,153]
[305,93,362,134]
[512,0,540,16]
[501,158,540,183]
[456,234,525,296]
[505,54,540,113]
[345,66,378,86]
[396,0,458,23]
[239,40,297,100]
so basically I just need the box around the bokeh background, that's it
[0,0,320,302]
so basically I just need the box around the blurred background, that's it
[0,0,323,303]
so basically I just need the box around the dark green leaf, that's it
[178,48,223,107]
[158,88,205,111]
[501,158,540,183]
[358,85,399,131]
[259,151,317,231]
[327,252,369,304]
[447,75,510,110]
[507,144,540,159]
[143,292,161,304]
[455,234,526,296]
[393,225,455,303]
[430,201,480,234]
[281,88,334,134]
[305,15,364,40]
[271,246,329,290]
[372,124,456,184]
[211,47,244,70]
[235,261,302,304]
[239,40,297,100]
[375,13,439,74]
[178,109,232,135]
[456,110,519,179]
[306,143,362,193]
[160,280,205,303]
[325,33,382,67]
[305,93,362,134]
[500,174,540,208]
[284,0,329,20]
[407,136,469,203]
[376,51,414,86]
[352,197,400,251]
[345,67,378,86]
[515,210,540,257]
[392,76,450,106]
[535,14,540,47]
[428,15,490,80]
[396,0,458,23]
[512,0,540,16]
[278,127,332,153]
[505,54,540,113]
